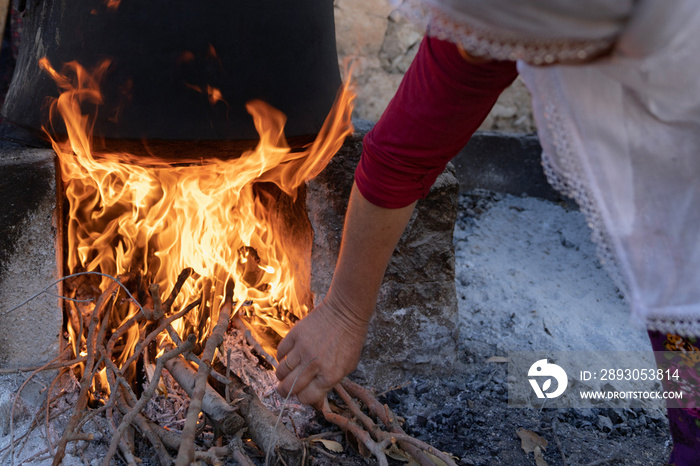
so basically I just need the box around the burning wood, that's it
[41,55,351,352]
[0,54,460,465]
[1,269,458,465]
[41,270,290,465]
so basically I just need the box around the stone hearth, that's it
[0,121,459,388]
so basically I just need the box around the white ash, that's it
[454,190,650,355]
[453,190,665,410]
[0,372,105,465]
[219,329,315,432]
[143,370,190,431]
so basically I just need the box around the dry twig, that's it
[120,297,202,372]
[341,379,444,466]
[103,335,196,466]
[551,419,568,466]
[321,396,389,466]
[176,279,234,466]
[52,279,121,466]
[1,270,144,318]
[164,268,194,311]
[233,314,278,368]
[0,356,87,374]
[7,350,68,464]
[326,379,458,466]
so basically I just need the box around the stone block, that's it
[307,120,459,387]
[0,141,62,369]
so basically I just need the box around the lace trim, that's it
[646,318,700,337]
[394,0,616,65]
[539,101,628,301]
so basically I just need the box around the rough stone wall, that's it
[334,0,536,133]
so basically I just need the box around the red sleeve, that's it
[354,36,519,208]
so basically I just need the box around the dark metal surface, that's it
[2,0,342,145]
[452,131,565,201]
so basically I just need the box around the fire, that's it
[40,58,354,377]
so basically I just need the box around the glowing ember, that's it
[40,57,354,374]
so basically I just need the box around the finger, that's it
[277,359,319,398]
[295,377,332,406]
[276,330,296,361]
[274,354,297,381]
[277,366,313,398]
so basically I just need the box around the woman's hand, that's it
[275,296,369,407]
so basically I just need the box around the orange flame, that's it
[206,86,227,106]
[41,58,354,366]
[105,0,120,11]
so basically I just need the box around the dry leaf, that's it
[312,439,344,453]
[425,451,450,466]
[516,428,548,453]
[384,443,410,462]
[346,430,371,458]
[486,356,510,363]
[534,446,548,466]
[517,429,549,466]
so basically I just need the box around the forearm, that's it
[323,182,417,328]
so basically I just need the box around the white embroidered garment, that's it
[396,0,700,334]
[394,0,632,64]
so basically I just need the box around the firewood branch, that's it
[17,264,460,466]
[52,279,121,466]
[164,267,194,311]
[120,297,202,371]
[176,279,234,466]
[102,334,196,466]
[335,379,458,466]
[321,396,389,466]
[341,378,443,466]
[224,371,305,466]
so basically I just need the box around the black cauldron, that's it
[2,0,341,151]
